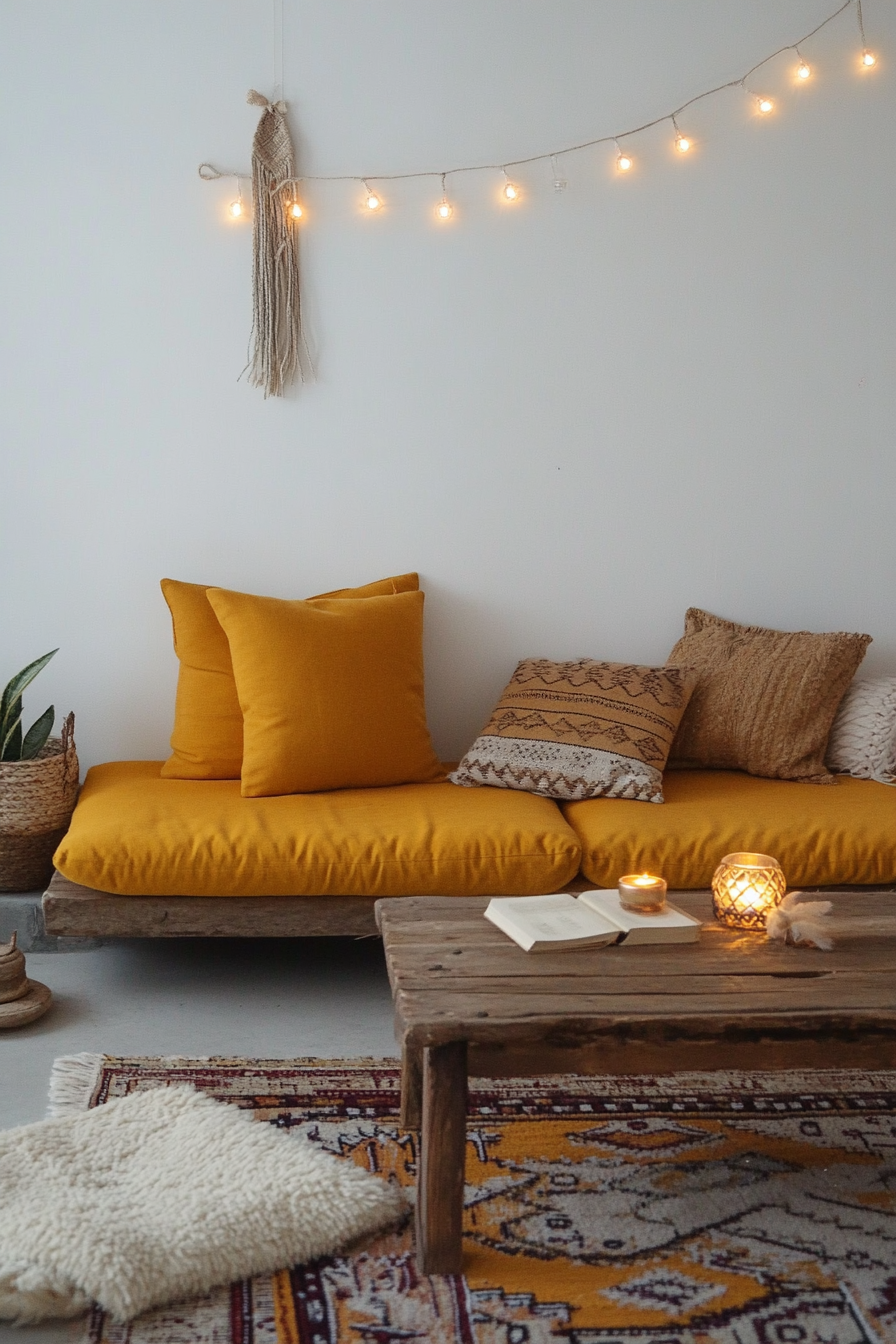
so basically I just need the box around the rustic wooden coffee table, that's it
[376,890,896,1274]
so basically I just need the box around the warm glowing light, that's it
[712,852,786,931]
[616,152,633,172]
[289,201,303,219]
[676,135,691,154]
[862,50,877,67]
[757,96,775,113]
[618,872,667,912]
[797,61,811,79]
[229,199,243,218]
[502,177,520,202]
[366,192,381,210]
[437,199,452,220]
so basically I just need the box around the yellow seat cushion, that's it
[206,588,442,796]
[563,769,896,889]
[160,572,419,781]
[54,761,582,897]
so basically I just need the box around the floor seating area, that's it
[44,755,896,938]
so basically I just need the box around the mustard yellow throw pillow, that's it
[160,573,419,780]
[449,659,696,803]
[206,587,443,796]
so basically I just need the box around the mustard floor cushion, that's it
[563,769,896,889]
[54,762,582,898]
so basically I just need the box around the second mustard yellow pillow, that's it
[206,587,443,796]
[160,573,419,780]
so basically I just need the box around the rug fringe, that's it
[47,1053,105,1117]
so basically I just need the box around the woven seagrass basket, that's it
[0,713,79,892]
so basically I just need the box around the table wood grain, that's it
[376,889,896,1273]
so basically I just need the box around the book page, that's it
[487,894,618,942]
[578,889,702,931]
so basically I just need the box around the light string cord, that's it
[198,0,867,193]
[276,0,856,189]
[273,0,284,104]
[857,0,868,46]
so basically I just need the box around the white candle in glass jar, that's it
[617,873,668,913]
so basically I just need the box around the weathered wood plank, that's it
[416,1041,467,1275]
[401,1009,896,1050]
[386,943,896,982]
[396,980,896,1018]
[468,1036,896,1078]
[43,873,381,938]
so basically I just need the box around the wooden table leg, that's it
[416,1040,468,1274]
[400,1041,423,1130]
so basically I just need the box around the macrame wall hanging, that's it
[245,90,303,397]
[200,0,877,399]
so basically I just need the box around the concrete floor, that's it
[1,934,399,1344]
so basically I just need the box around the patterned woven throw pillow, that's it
[448,659,697,803]
[667,608,872,783]
[825,675,896,784]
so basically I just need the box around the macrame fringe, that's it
[47,1052,104,1117]
[246,90,303,397]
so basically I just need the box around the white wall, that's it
[1,1,894,771]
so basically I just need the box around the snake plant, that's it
[0,651,57,761]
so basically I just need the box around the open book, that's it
[484,889,702,953]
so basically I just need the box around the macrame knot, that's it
[247,90,287,114]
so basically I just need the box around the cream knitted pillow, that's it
[825,675,896,784]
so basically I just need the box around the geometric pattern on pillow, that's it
[449,659,696,803]
[825,675,896,784]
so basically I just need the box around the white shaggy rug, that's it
[0,1061,407,1324]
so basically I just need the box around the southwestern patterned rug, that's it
[64,1055,896,1344]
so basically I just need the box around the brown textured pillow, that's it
[449,659,697,803]
[667,608,871,783]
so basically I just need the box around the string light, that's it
[856,0,876,66]
[615,140,633,172]
[201,1,876,218]
[228,181,245,218]
[551,155,567,192]
[288,199,303,220]
[671,116,692,154]
[436,173,453,220]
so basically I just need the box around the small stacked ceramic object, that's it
[0,931,52,1029]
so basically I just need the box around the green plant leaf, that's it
[1,697,22,759]
[0,651,58,754]
[1,713,23,761]
[20,705,55,760]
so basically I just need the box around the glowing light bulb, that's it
[289,201,303,220]
[363,182,381,211]
[437,198,452,220]
[797,61,811,79]
[676,134,691,154]
[229,199,243,218]
[616,152,633,172]
[502,173,520,202]
[862,50,876,67]
[757,96,774,113]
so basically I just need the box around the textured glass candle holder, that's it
[711,852,786,931]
